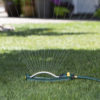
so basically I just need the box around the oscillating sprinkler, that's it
[25,71,100,82]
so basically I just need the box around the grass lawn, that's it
[0,21,100,100]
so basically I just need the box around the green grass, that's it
[0,21,100,100]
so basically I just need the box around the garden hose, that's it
[25,71,100,82]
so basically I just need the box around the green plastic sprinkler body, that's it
[25,71,100,82]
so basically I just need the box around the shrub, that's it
[54,6,69,17]
[3,0,19,5]
[94,8,100,18]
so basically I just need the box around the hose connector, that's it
[67,72,70,77]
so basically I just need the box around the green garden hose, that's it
[25,71,100,82]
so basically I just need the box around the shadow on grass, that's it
[0,49,100,84]
[0,28,97,36]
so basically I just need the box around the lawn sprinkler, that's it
[25,71,100,82]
